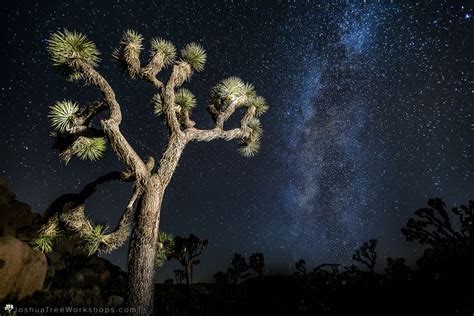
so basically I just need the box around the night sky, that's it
[1,1,472,282]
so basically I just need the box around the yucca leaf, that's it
[211,76,254,110]
[175,88,196,111]
[250,96,269,116]
[71,137,107,161]
[49,100,80,133]
[214,76,245,100]
[32,234,54,253]
[151,38,176,65]
[238,138,261,158]
[84,224,109,256]
[181,43,206,71]
[243,83,257,99]
[247,118,263,141]
[47,30,100,67]
[31,223,61,254]
[67,71,85,82]
[121,30,143,48]
[152,93,163,116]
[156,232,175,267]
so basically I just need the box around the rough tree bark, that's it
[128,175,163,312]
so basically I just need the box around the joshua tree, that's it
[402,198,473,271]
[173,269,186,285]
[34,29,268,313]
[249,252,265,278]
[168,234,208,285]
[402,198,473,249]
[227,253,251,285]
[352,239,377,273]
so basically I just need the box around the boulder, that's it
[0,236,47,300]
[0,181,35,238]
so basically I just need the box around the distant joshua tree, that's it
[168,234,208,286]
[352,239,378,273]
[33,29,268,313]
[173,269,186,285]
[228,253,251,285]
[249,252,265,278]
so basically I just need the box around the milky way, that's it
[280,3,386,262]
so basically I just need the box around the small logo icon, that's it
[4,304,14,313]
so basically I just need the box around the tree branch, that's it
[185,105,256,143]
[74,60,149,179]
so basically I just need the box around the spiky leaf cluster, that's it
[84,224,109,256]
[47,30,100,67]
[239,139,261,158]
[70,137,107,161]
[72,72,86,81]
[181,43,206,71]
[211,77,256,110]
[121,30,144,48]
[49,100,80,133]
[151,38,176,65]
[247,118,263,141]
[239,118,263,158]
[31,234,54,253]
[156,232,175,267]
[31,220,61,253]
[175,89,196,112]
[249,96,269,116]
[152,94,163,116]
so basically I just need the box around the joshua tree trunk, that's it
[128,136,186,313]
[189,261,193,284]
[127,175,163,313]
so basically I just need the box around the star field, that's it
[0,1,472,281]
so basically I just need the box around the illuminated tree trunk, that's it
[128,136,186,313]
[127,175,163,313]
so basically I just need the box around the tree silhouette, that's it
[169,234,208,286]
[173,269,186,285]
[227,254,251,285]
[294,259,307,276]
[352,239,377,273]
[402,198,473,272]
[249,252,265,278]
[35,29,268,312]
[402,198,473,248]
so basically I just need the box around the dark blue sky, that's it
[1,1,472,282]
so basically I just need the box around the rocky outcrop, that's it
[0,236,47,301]
[0,179,127,306]
[28,254,127,306]
[0,180,39,239]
